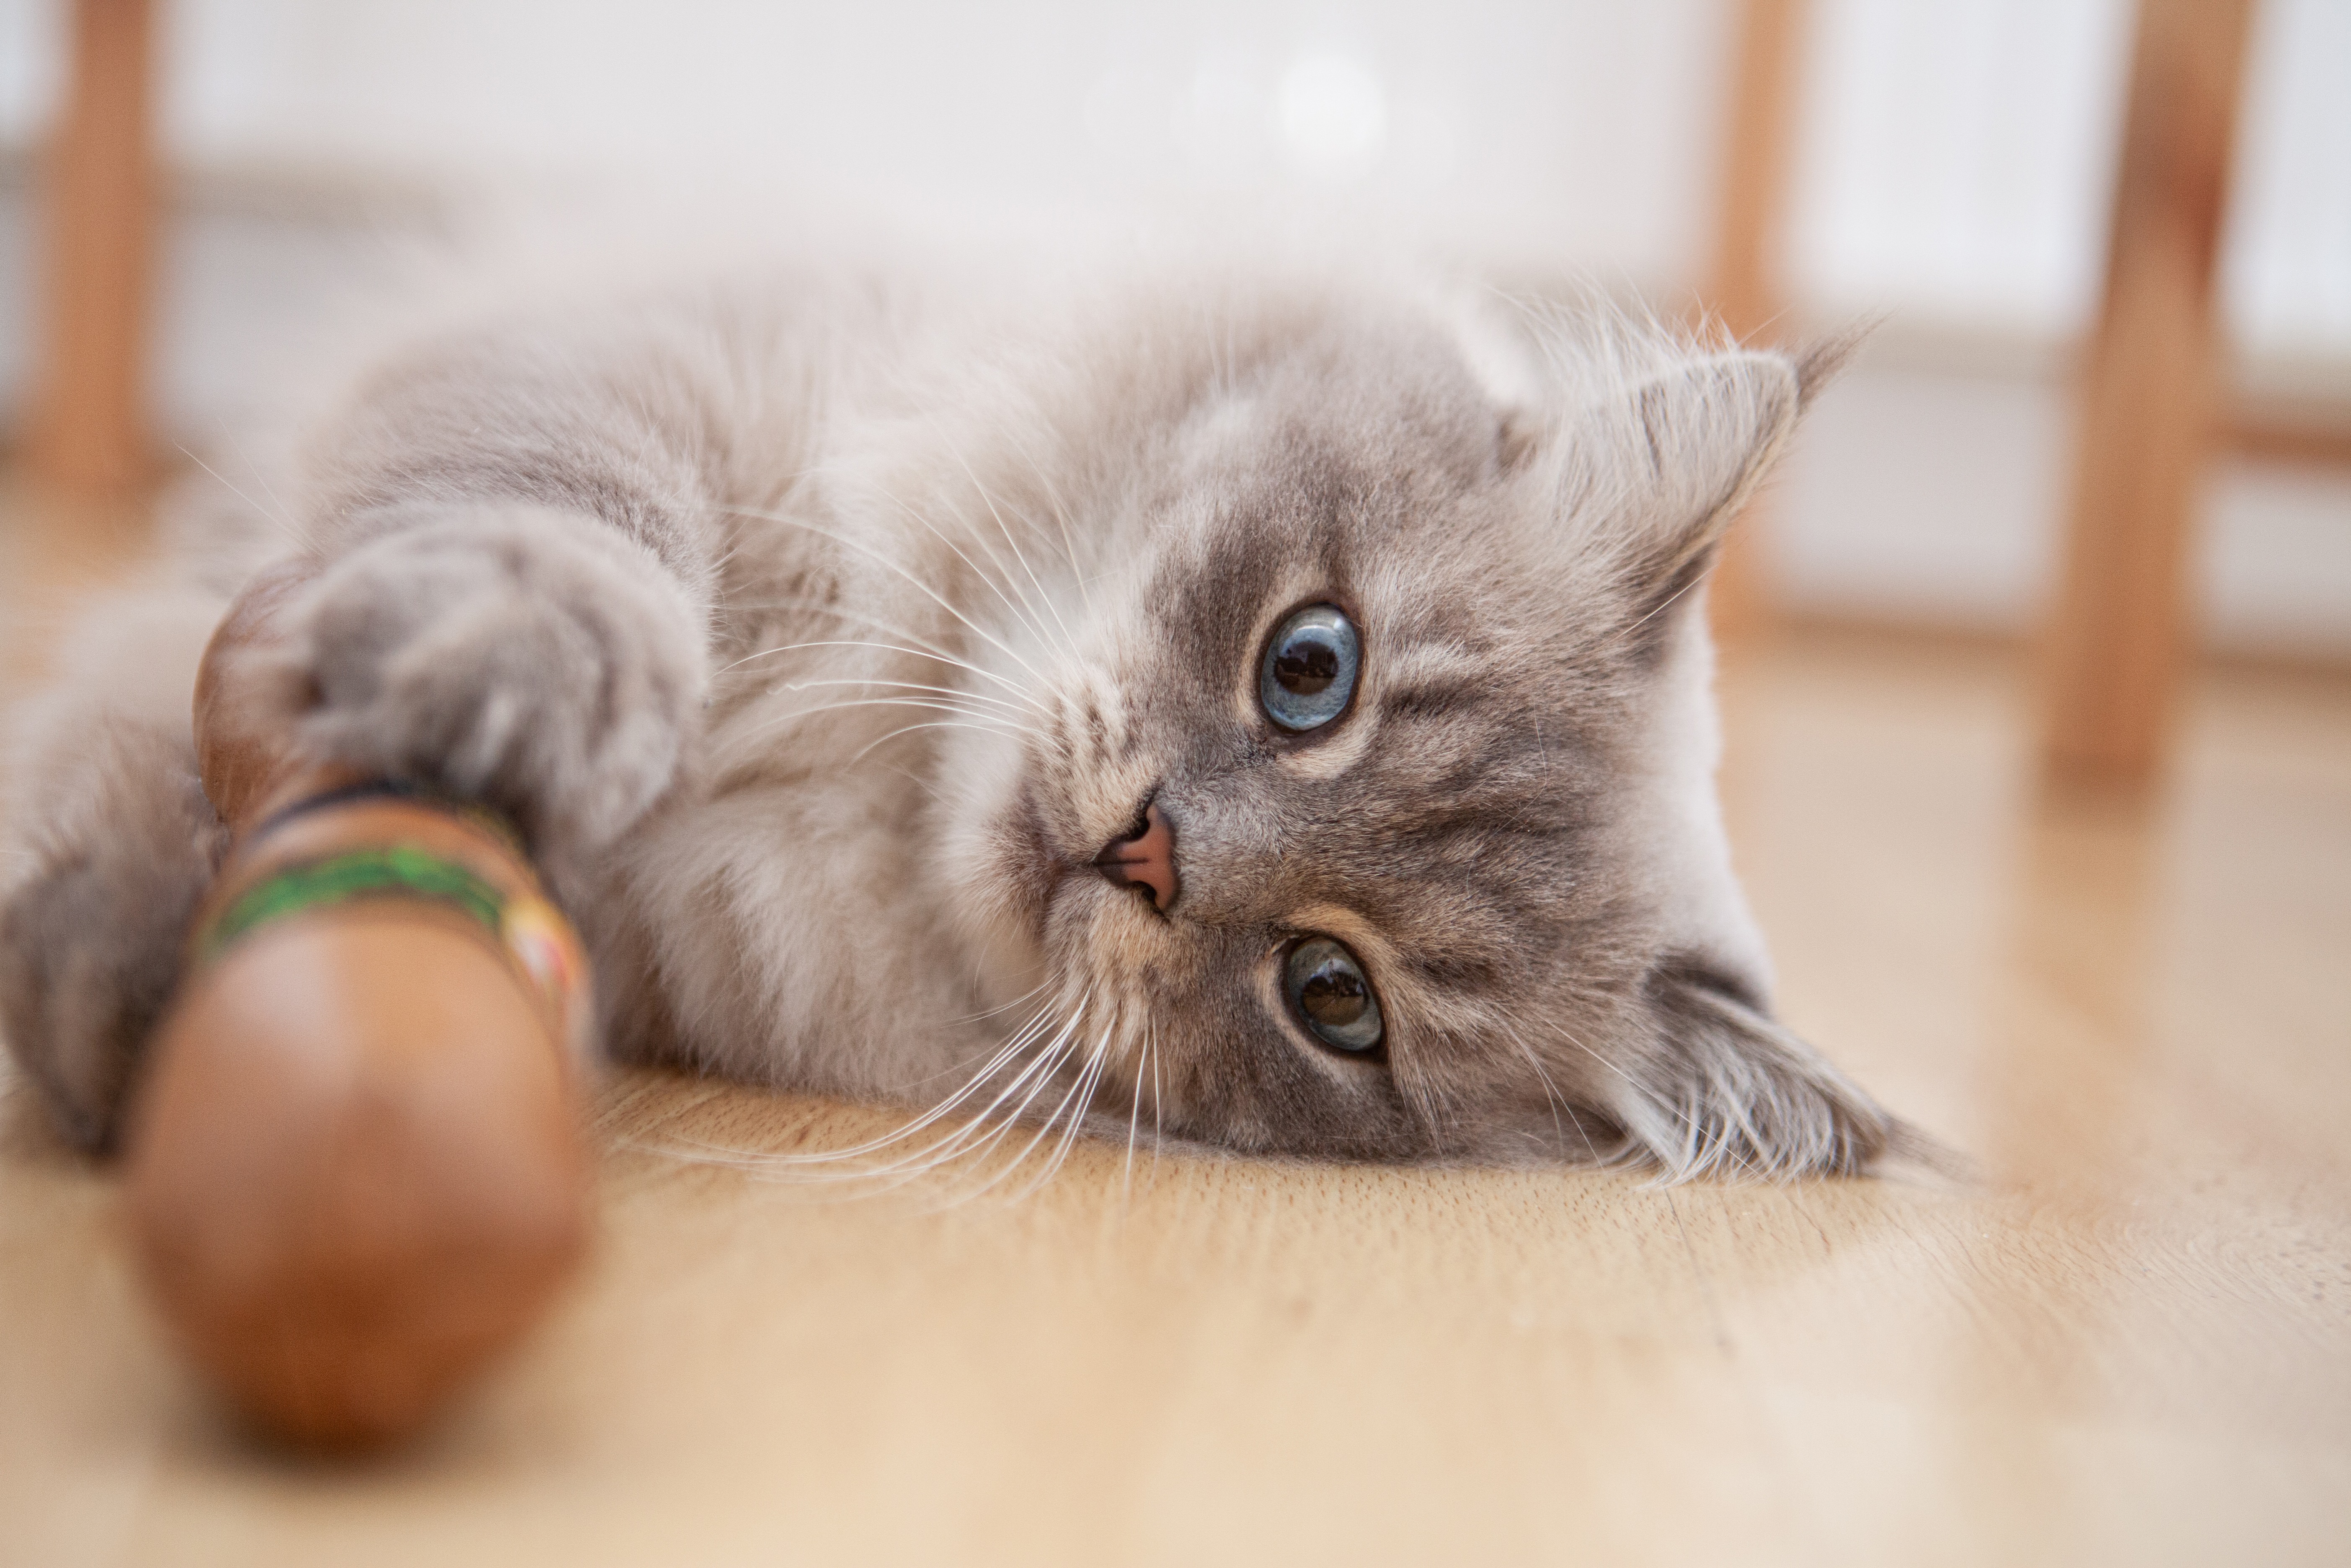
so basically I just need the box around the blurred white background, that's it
[1,0,2346,655]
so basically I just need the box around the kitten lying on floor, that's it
[1,251,1899,1176]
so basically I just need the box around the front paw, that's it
[289,509,706,856]
[0,721,224,1153]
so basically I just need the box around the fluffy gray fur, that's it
[1,251,1899,1176]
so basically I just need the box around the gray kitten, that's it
[0,252,1899,1177]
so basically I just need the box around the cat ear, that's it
[1584,348,1801,608]
[1608,959,1896,1179]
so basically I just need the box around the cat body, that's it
[1,245,1896,1175]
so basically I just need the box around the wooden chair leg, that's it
[1705,0,1807,646]
[28,0,159,497]
[2040,0,2255,789]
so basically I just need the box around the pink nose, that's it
[1093,802,1178,912]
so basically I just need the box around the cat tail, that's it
[1,586,230,1152]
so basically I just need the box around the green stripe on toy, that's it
[199,845,508,963]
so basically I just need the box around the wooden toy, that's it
[122,562,594,1450]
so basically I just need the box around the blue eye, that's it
[1284,937,1384,1052]
[1259,604,1359,732]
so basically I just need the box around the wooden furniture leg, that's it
[2040,0,2255,789]
[1704,0,1808,645]
[28,0,159,496]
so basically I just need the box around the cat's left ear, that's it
[1615,959,1898,1179]
[1575,350,1796,630]
[1566,333,1856,617]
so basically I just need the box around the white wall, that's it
[10,0,1735,273]
[0,0,1741,442]
[0,0,2345,657]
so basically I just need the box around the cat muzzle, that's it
[1093,802,1178,913]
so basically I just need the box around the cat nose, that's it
[1093,802,1179,913]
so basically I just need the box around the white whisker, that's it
[873,1003,1095,1194]
[733,696,1035,752]
[1506,1021,1591,1163]
[774,676,1039,720]
[861,479,1064,671]
[1121,1020,1147,1204]
[964,1023,1112,1205]
[176,444,309,550]
[718,634,1046,714]
[794,993,1095,1191]
[923,418,1078,657]
[849,718,1035,768]
[994,427,1094,617]
[718,503,1056,694]
[653,1003,1064,1171]
[1014,1024,1116,1202]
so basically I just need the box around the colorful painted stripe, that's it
[199,844,507,963]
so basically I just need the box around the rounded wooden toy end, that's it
[125,905,589,1450]
[127,558,597,1450]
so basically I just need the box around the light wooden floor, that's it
[3,476,2346,1566]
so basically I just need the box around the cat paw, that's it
[288,508,707,859]
[0,723,225,1153]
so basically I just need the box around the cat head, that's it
[930,279,1893,1176]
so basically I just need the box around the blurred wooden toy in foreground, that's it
[122,562,594,1450]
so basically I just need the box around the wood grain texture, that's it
[2040,0,2257,789]
[2,490,2347,1565]
[26,0,158,497]
[1703,0,1808,648]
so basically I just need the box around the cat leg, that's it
[1,714,225,1153]
[281,506,710,874]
